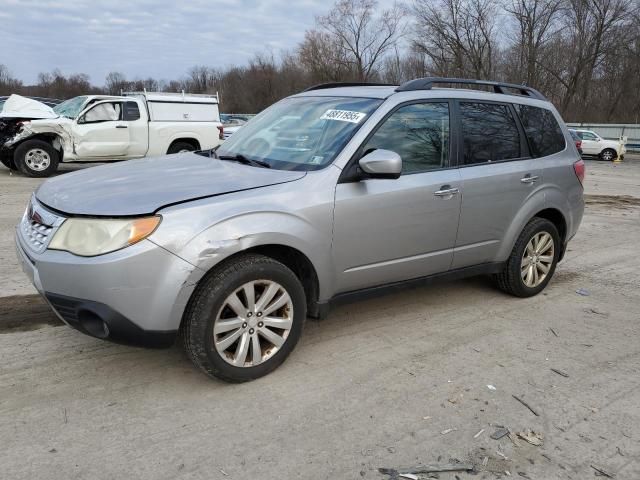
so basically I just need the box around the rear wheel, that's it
[181,254,306,382]
[600,148,616,162]
[167,141,196,154]
[14,139,59,177]
[494,218,560,297]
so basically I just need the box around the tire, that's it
[167,141,196,154]
[14,139,59,177]
[181,254,307,382]
[494,217,560,298]
[600,148,616,162]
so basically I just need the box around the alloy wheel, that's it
[213,280,293,367]
[521,231,555,288]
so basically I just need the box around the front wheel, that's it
[14,139,59,177]
[181,254,306,382]
[600,148,616,162]
[494,218,560,297]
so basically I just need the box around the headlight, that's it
[49,216,161,256]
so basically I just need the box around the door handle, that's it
[434,186,460,197]
[115,125,128,129]
[520,175,539,184]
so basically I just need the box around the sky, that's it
[0,0,393,85]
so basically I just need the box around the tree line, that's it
[1,0,639,122]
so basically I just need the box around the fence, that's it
[566,123,640,153]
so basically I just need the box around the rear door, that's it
[452,100,541,268]
[74,101,129,158]
[333,101,462,293]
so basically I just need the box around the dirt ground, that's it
[1,157,639,480]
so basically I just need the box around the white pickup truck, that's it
[0,92,224,177]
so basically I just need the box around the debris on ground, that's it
[549,327,558,337]
[590,464,614,478]
[512,395,540,416]
[576,288,591,296]
[550,368,570,378]
[441,428,456,435]
[490,428,509,440]
[378,463,474,479]
[507,431,521,447]
[473,428,485,439]
[516,430,544,446]
[487,385,497,391]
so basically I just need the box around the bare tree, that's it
[105,71,128,95]
[0,64,23,95]
[504,0,563,86]
[298,29,353,81]
[412,0,499,78]
[317,0,406,81]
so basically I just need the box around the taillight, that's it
[576,140,582,149]
[217,125,224,140]
[573,159,585,185]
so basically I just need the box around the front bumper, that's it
[15,230,203,348]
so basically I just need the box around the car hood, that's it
[0,94,58,119]
[36,153,306,216]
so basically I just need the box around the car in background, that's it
[569,129,582,155]
[221,117,247,140]
[1,92,224,176]
[571,128,625,161]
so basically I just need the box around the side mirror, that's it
[358,149,402,179]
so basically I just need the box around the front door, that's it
[73,101,130,158]
[333,101,462,294]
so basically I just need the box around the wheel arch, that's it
[498,203,569,263]
[167,137,201,153]
[182,244,322,326]
[11,133,65,161]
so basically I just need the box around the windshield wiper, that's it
[217,154,271,169]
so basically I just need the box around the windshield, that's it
[217,96,383,171]
[52,96,88,119]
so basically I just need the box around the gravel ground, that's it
[1,156,639,479]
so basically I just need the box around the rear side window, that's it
[515,105,565,157]
[460,102,520,164]
[124,101,141,121]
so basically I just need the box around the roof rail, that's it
[395,77,546,100]
[303,82,395,92]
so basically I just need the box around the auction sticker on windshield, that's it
[320,109,366,123]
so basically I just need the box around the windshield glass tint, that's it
[53,96,88,118]
[218,96,383,171]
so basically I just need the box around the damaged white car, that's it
[0,92,224,177]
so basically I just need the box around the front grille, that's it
[19,197,64,254]
[20,216,54,252]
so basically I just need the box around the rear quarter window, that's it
[515,105,565,157]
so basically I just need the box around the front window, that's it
[217,96,383,171]
[361,102,449,173]
[52,96,88,119]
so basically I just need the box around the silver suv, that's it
[16,78,585,382]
